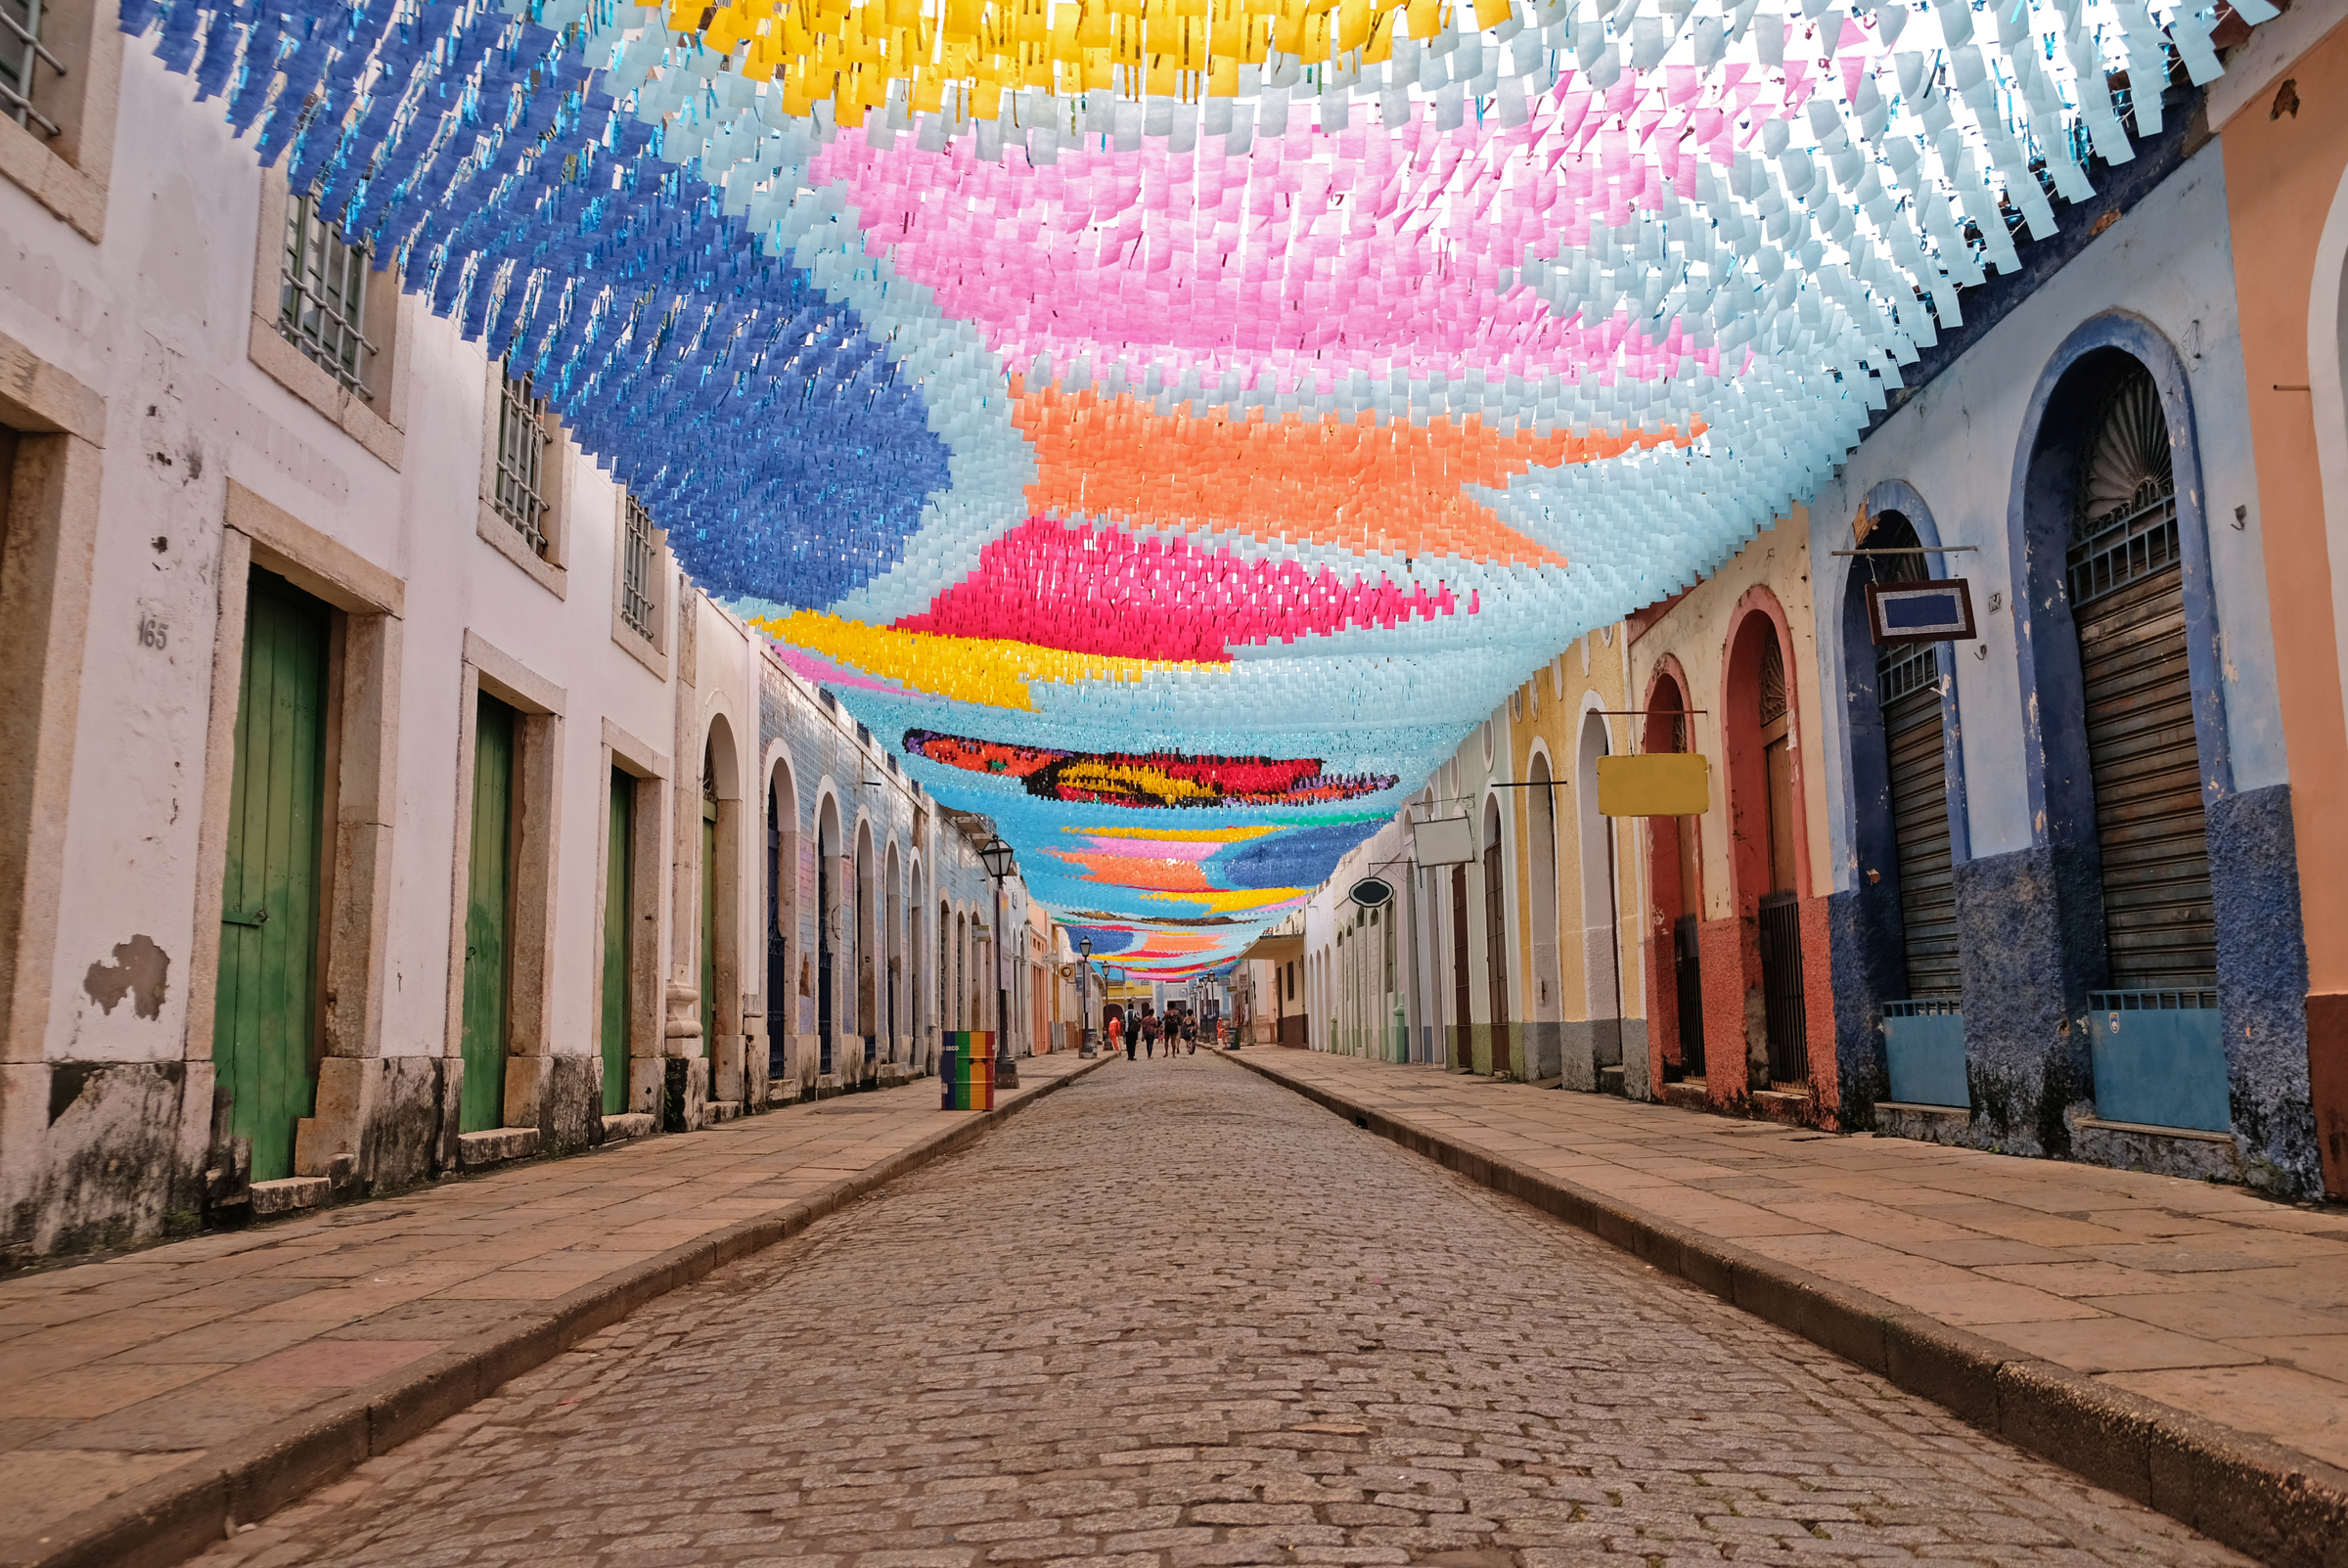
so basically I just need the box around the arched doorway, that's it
[765,760,797,1086]
[854,820,876,1075]
[909,862,927,1064]
[1448,857,1472,1071]
[1576,709,1626,1093]
[700,742,719,1067]
[2014,339,2228,1134]
[1840,505,1964,1109]
[1725,605,1808,1094]
[2068,362,2213,991]
[1482,794,1511,1077]
[1526,752,1562,1077]
[885,843,902,1063]
[1643,669,1704,1084]
[815,794,840,1076]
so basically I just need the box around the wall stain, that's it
[83,935,170,1019]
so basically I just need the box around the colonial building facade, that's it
[0,26,1043,1261]
[1297,16,2348,1204]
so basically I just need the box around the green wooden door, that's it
[214,570,330,1183]
[601,769,633,1114]
[700,799,718,1056]
[461,693,517,1133]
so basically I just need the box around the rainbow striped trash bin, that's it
[941,1032,994,1110]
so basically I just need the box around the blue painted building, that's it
[1805,137,2321,1197]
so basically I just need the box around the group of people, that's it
[1105,1002,1223,1060]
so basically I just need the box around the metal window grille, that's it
[493,368,551,554]
[2069,492,2179,608]
[1877,643,1940,704]
[2089,988,2218,1013]
[620,494,657,638]
[1,0,65,138]
[1883,998,1962,1019]
[280,192,376,397]
[1757,891,1808,1086]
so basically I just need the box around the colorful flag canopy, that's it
[129,0,2272,972]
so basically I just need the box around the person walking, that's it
[1111,1010,1130,1061]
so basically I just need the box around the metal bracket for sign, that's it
[1829,545,1979,556]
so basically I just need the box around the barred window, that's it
[620,493,657,639]
[493,366,552,554]
[280,192,376,397]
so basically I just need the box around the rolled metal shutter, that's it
[1879,646,1959,997]
[2069,368,2215,991]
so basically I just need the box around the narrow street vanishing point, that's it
[197,1058,2249,1568]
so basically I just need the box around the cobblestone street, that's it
[197,1057,2251,1568]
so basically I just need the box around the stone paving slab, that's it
[1228,1049,2348,1566]
[0,1052,1106,1568]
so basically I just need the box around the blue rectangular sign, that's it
[1866,578,1976,646]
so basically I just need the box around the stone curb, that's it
[1,1055,1113,1568]
[1224,1052,2348,1568]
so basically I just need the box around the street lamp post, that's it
[1078,936,1095,1056]
[978,836,1018,1090]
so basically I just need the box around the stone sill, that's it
[600,1112,655,1142]
[2075,1115,2233,1145]
[457,1127,542,1170]
[1749,1087,1815,1123]
[1660,1079,1708,1110]
[248,1177,331,1216]
[1878,1099,1971,1122]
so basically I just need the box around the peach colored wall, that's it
[2219,19,2348,1194]
[2222,19,2348,992]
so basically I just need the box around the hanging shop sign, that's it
[1409,815,1475,868]
[1597,754,1712,819]
[1348,877,1395,910]
[1866,580,1979,647]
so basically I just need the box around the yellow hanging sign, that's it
[1596,754,1710,818]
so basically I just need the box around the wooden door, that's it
[817,853,835,1072]
[1449,867,1472,1068]
[700,800,718,1058]
[214,570,331,1182]
[601,768,632,1115]
[1483,838,1511,1076]
[767,788,789,1080]
[1755,631,1808,1086]
[461,693,517,1133]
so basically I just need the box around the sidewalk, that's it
[0,1051,1109,1568]
[1227,1049,2348,1566]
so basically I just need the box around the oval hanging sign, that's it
[1349,877,1395,909]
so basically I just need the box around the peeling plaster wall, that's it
[1802,141,2318,1194]
[1809,142,2280,886]
[0,38,689,1252]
